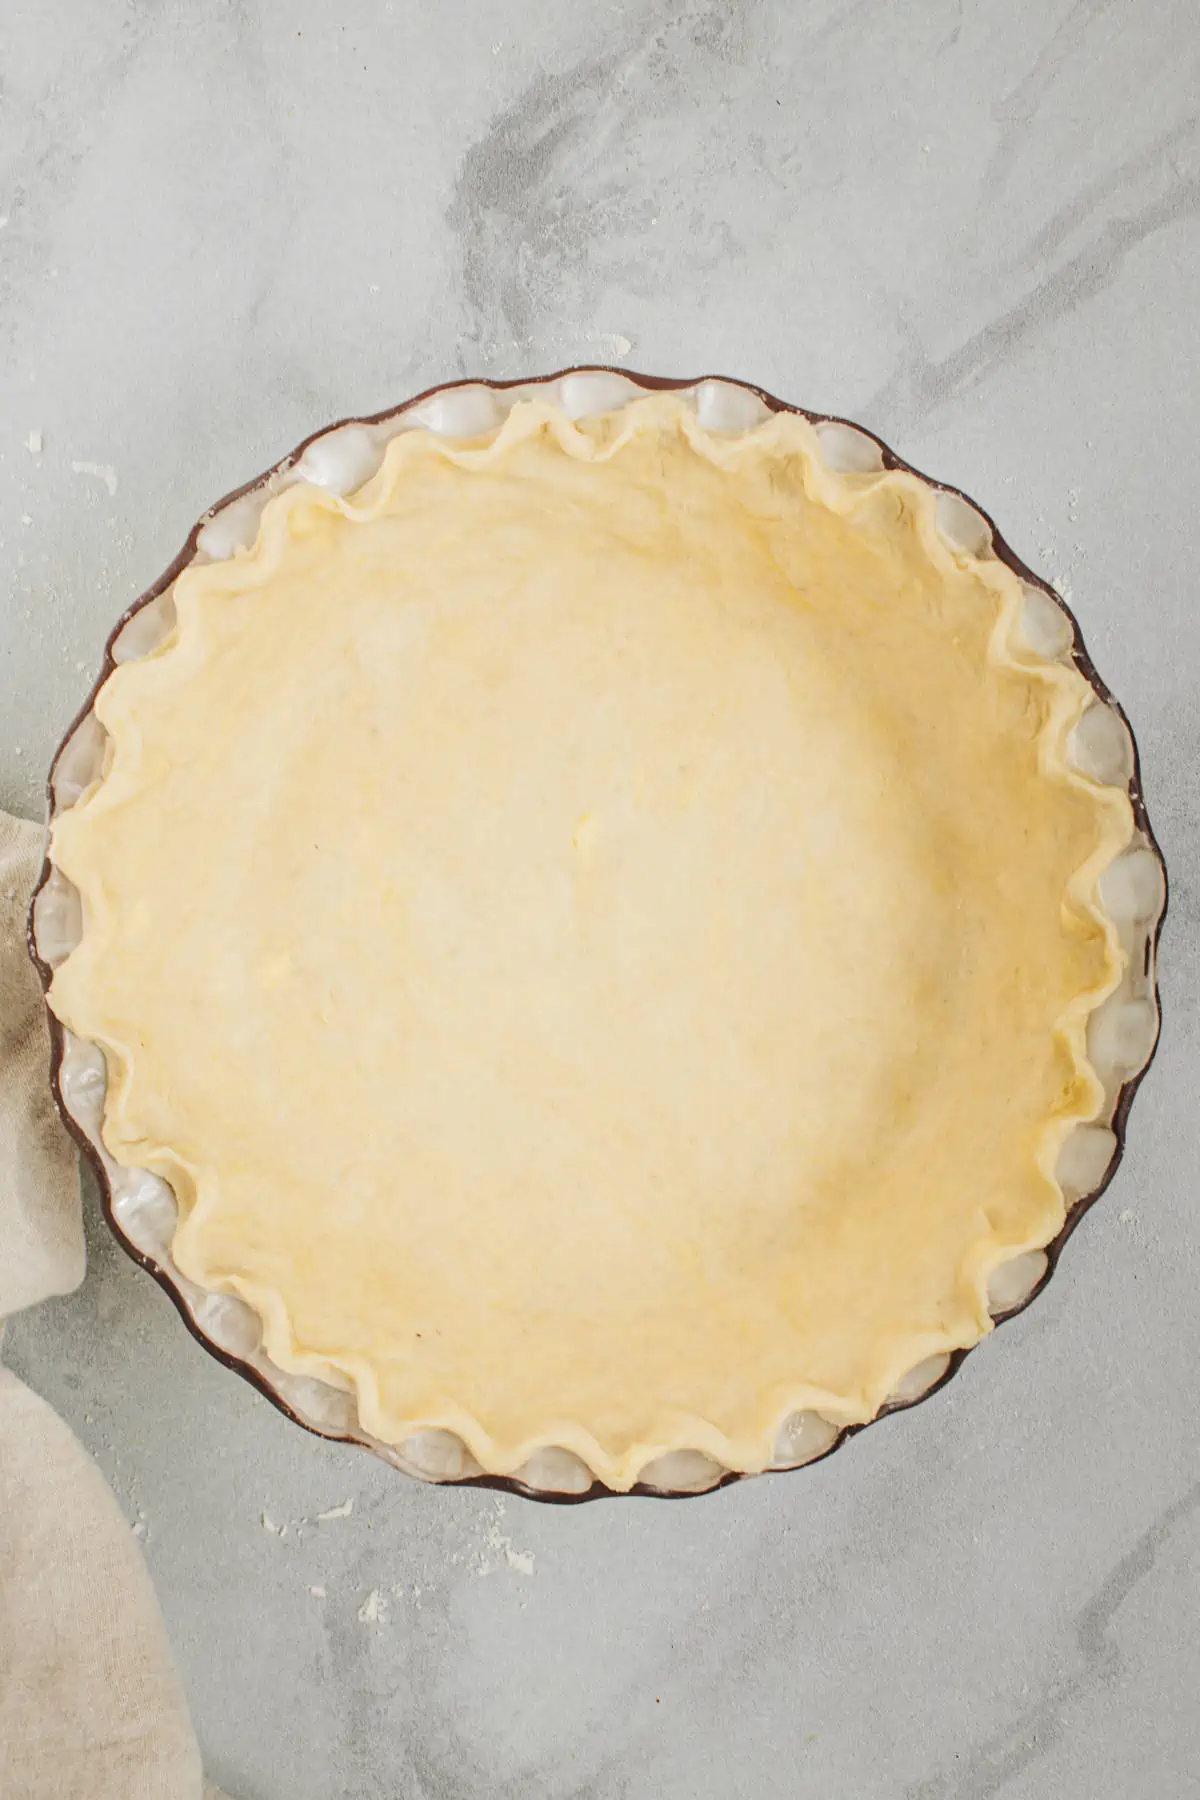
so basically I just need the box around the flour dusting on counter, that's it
[70,460,119,497]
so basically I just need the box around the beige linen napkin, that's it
[0,810,221,1800]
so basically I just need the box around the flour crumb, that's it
[309,1585,326,1598]
[478,329,633,369]
[261,1510,281,1534]
[358,1588,387,1625]
[316,1497,355,1521]
[26,429,42,457]
[474,1497,536,1577]
[71,459,119,497]
[1119,1208,1136,1225]
[21,513,32,526]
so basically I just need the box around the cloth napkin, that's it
[0,810,226,1800]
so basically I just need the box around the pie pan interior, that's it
[28,369,1167,1501]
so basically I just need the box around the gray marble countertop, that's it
[3,4,1198,1797]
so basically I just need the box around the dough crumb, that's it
[358,1588,387,1625]
[316,1497,355,1521]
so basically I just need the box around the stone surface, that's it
[2,4,1198,1797]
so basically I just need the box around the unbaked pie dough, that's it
[47,396,1133,1489]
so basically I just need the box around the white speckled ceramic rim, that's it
[29,369,1167,1501]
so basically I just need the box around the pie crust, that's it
[32,374,1165,1496]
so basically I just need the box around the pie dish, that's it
[30,371,1166,1499]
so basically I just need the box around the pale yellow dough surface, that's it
[49,397,1132,1488]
